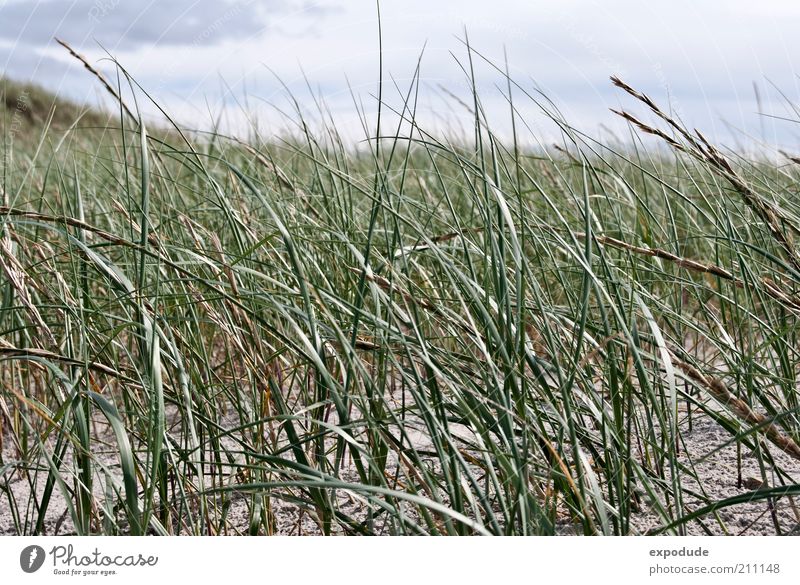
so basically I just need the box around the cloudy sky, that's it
[1,0,799,146]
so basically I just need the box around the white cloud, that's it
[2,0,798,145]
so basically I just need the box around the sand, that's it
[2,406,799,535]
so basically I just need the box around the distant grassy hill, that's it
[1,77,113,131]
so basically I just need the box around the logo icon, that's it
[20,545,46,573]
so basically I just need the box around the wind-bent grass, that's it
[1,47,799,535]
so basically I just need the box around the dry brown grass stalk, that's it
[578,231,800,312]
[55,38,136,123]
[611,76,800,275]
[671,352,800,461]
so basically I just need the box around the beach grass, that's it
[1,44,799,535]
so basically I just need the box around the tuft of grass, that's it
[1,44,799,536]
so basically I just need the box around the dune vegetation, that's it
[1,44,800,535]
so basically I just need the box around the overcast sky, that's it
[1,0,799,146]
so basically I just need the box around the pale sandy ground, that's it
[2,408,799,535]
[629,414,800,535]
[555,411,800,535]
